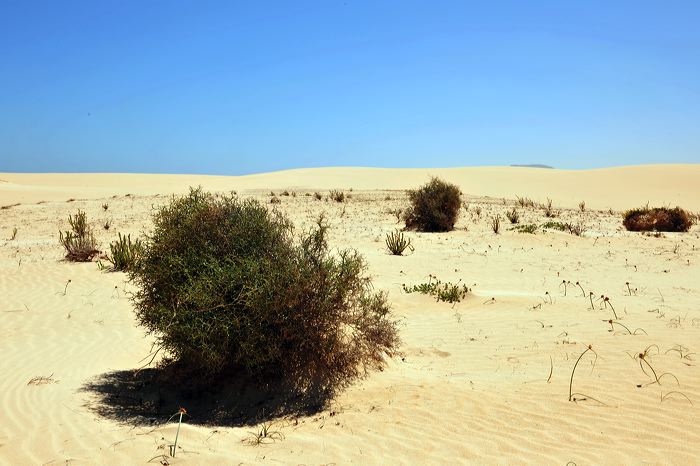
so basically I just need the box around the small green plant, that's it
[622,206,693,232]
[59,210,99,262]
[490,215,501,234]
[403,275,470,304]
[404,178,461,232]
[505,207,519,224]
[329,190,345,202]
[106,233,142,271]
[541,221,568,231]
[385,230,413,255]
[510,224,537,234]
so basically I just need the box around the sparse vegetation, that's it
[516,196,535,208]
[490,215,501,234]
[541,221,568,231]
[404,177,461,232]
[270,196,281,204]
[129,188,399,395]
[542,198,557,217]
[510,223,537,234]
[106,233,142,272]
[329,190,345,202]
[403,275,470,304]
[505,207,519,224]
[314,192,323,200]
[59,210,99,262]
[385,230,413,255]
[622,206,693,232]
[578,201,586,212]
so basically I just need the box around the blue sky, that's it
[1,1,699,173]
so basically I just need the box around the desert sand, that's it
[1,165,699,465]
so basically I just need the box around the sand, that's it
[1,165,699,465]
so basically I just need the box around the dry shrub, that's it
[404,177,461,232]
[129,188,399,396]
[623,206,693,232]
[59,210,99,261]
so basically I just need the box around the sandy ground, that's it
[1,166,699,465]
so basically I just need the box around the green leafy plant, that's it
[385,230,413,255]
[510,223,537,234]
[106,233,142,271]
[403,275,470,303]
[129,188,399,395]
[404,177,461,232]
[59,210,99,261]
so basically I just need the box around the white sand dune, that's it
[1,165,699,465]
[2,164,700,210]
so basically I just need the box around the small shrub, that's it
[103,220,111,230]
[490,215,501,234]
[542,198,557,217]
[566,222,586,236]
[385,230,413,255]
[404,178,461,232]
[314,192,323,200]
[270,196,281,204]
[516,196,535,208]
[59,210,99,262]
[505,207,519,224]
[472,206,482,218]
[403,275,470,304]
[106,233,142,271]
[102,203,109,211]
[329,190,345,203]
[622,206,693,232]
[9,227,18,240]
[129,188,399,395]
[578,201,586,212]
[281,190,290,197]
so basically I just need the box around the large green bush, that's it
[129,188,399,393]
[622,206,693,232]
[404,177,461,232]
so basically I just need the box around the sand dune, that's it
[1,165,699,464]
[2,164,700,210]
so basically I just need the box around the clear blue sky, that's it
[2,1,699,174]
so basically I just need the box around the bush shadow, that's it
[80,366,331,427]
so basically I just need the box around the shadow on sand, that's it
[81,367,331,427]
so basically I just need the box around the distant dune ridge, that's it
[1,164,699,210]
